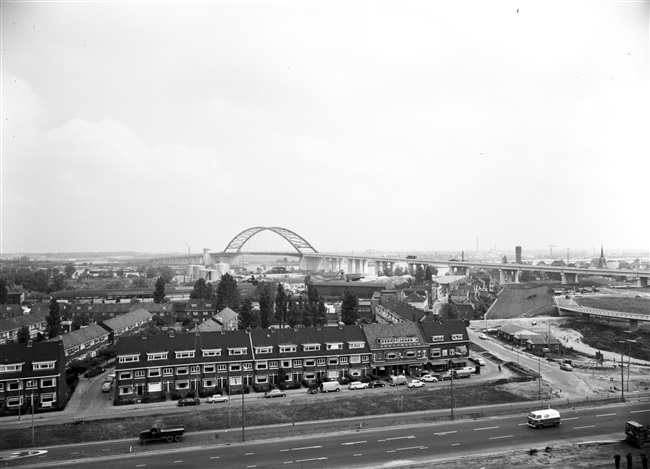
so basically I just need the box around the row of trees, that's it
[381,264,437,284]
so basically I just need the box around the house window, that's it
[302,344,321,352]
[431,335,444,342]
[442,349,448,356]
[339,357,348,364]
[40,393,56,403]
[147,352,168,361]
[279,345,297,353]
[361,355,369,363]
[304,359,315,367]
[203,379,215,387]
[293,360,302,367]
[228,348,247,355]
[328,357,338,365]
[1,364,24,373]
[255,375,268,384]
[175,381,189,390]
[430,348,441,358]
[326,343,343,350]
[202,349,222,357]
[33,361,56,370]
[405,350,416,358]
[119,386,133,395]
[119,372,132,380]
[41,378,54,387]
[230,364,241,372]
[7,396,22,407]
[217,365,227,372]
[348,342,364,349]
[386,352,397,360]
[243,363,253,371]
[350,355,361,364]
[163,368,173,376]
[135,371,145,378]
[269,361,279,369]
[149,368,161,377]
[281,360,291,368]
[176,367,188,375]
[118,355,139,363]
[175,351,195,359]
[316,358,326,365]
[25,380,37,388]
[451,334,463,341]
[148,383,162,393]
[8,382,22,391]
[230,376,242,385]
[203,365,215,373]
[255,346,273,354]
[256,361,268,370]
[0,383,3,391]
[190,366,200,374]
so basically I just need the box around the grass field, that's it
[567,319,650,361]
[575,295,650,316]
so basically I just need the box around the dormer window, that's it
[0,363,24,373]
[175,350,195,359]
[202,349,222,357]
[279,344,297,353]
[302,343,321,352]
[118,354,139,363]
[147,352,168,361]
[431,335,444,342]
[347,341,364,349]
[451,334,463,341]
[326,342,343,350]
[255,346,273,354]
[33,361,56,370]
[228,347,247,355]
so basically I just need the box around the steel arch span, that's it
[223,227,318,254]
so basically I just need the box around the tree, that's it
[32,269,51,293]
[239,298,259,330]
[298,295,312,327]
[132,277,148,288]
[64,263,76,279]
[259,283,274,328]
[71,315,90,331]
[216,273,240,312]
[45,298,61,339]
[153,277,166,304]
[274,283,287,327]
[286,296,301,328]
[425,265,437,282]
[414,265,425,284]
[440,303,459,321]
[0,278,8,304]
[340,288,359,325]
[145,266,158,278]
[17,326,31,343]
[159,266,175,284]
[393,266,404,276]
[50,273,66,293]
[190,278,209,299]
[315,298,327,326]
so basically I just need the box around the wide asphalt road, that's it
[4,401,648,468]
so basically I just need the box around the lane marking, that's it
[295,457,327,463]
[631,409,650,414]
[378,436,415,442]
[283,446,322,451]
[451,443,460,446]
[210,456,219,459]
[342,441,367,446]
[396,446,427,451]
[247,466,257,468]
[136,465,146,468]
[245,453,255,456]
[475,426,499,431]
[518,423,528,426]
[353,454,363,457]
[489,435,513,440]
[387,450,396,453]
[596,413,616,417]
[173,461,182,464]
[563,417,579,421]
[573,425,596,430]
[434,431,457,436]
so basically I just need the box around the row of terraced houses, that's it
[113,320,469,404]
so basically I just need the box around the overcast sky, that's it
[1,0,649,257]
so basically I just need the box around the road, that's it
[5,401,648,468]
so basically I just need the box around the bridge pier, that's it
[561,272,578,284]
[629,319,639,332]
[637,277,649,287]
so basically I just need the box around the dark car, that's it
[177,397,200,406]
[368,380,385,388]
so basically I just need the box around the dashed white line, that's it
[281,446,322,452]
[631,409,650,414]
[247,466,258,468]
[173,461,182,464]
[245,453,255,456]
[378,436,415,442]
[596,413,616,417]
[353,454,363,457]
[489,435,513,440]
[451,443,460,446]
[475,426,499,431]
[136,465,146,468]
[396,446,427,451]
[210,456,219,459]
[342,441,367,445]
[294,457,327,463]
[564,417,579,421]
[573,425,596,430]
[434,431,457,436]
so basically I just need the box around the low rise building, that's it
[0,312,48,345]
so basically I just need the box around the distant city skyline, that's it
[2,1,648,255]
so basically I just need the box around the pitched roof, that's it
[419,320,469,342]
[380,296,428,322]
[101,308,152,331]
[0,311,48,333]
[215,307,238,325]
[189,318,224,332]
[50,324,110,350]
[361,322,427,348]
[0,340,65,378]
[497,324,529,334]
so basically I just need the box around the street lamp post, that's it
[626,340,636,392]
[448,360,454,421]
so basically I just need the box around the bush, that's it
[253,383,272,393]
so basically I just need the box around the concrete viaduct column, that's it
[629,319,639,332]
[637,277,649,288]
[499,269,506,284]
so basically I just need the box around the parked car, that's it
[264,389,287,398]
[469,356,486,366]
[177,397,200,406]
[349,381,369,390]
[368,380,385,388]
[320,381,341,392]
[478,333,488,340]
[207,394,228,403]
[559,363,573,371]
[420,374,439,383]
[407,379,425,388]
[438,371,453,381]
[107,372,116,380]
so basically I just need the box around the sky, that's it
[1,0,649,257]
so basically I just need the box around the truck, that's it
[139,420,186,445]
[527,408,561,428]
[625,421,650,448]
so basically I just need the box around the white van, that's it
[527,409,561,428]
[389,375,408,386]
[320,381,341,393]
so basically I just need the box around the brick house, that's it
[361,322,429,377]
[419,320,471,372]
